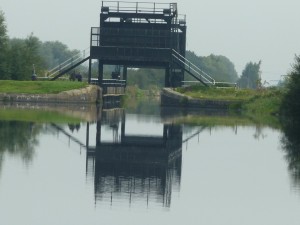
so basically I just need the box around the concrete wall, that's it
[161,88,241,109]
[0,85,101,104]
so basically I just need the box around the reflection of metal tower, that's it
[86,110,182,208]
[110,123,119,143]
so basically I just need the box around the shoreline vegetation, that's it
[124,85,283,128]
[0,103,99,123]
[0,80,87,94]
[168,86,283,128]
[0,80,100,105]
[175,85,283,115]
[0,81,283,128]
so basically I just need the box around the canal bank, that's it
[0,85,101,104]
[161,88,241,109]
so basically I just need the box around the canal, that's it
[0,100,299,225]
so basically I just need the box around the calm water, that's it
[0,103,300,225]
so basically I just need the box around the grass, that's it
[124,85,145,98]
[176,86,283,113]
[174,86,284,128]
[241,88,283,115]
[240,88,283,127]
[176,86,257,101]
[0,109,83,123]
[0,80,88,94]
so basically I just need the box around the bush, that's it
[280,55,300,121]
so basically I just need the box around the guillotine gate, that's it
[48,1,214,87]
[88,1,187,88]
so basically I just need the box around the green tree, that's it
[0,121,41,174]
[127,68,165,89]
[280,56,300,187]
[0,10,9,79]
[280,55,300,120]
[238,61,262,89]
[124,51,239,89]
[7,38,26,80]
[23,34,43,79]
[7,34,44,80]
[0,10,82,80]
[185,51,239,83]
[39,41,80,69]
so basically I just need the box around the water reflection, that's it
[3,101,300,213]
[86,109,182,208]
[0,121,41,172]
[3,102,300,225]
[281,115,300,189]
[68,123,81,133]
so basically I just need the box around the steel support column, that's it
[123,66,128,87]
[98,61,103,86]
[165,66,171,87]
[88,58,92,84]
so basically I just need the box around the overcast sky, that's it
[1,0,300,83]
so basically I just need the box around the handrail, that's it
[90,79,127,87]
[182,81,237,88]
[47,48,90,78]
[172,49,215,85]
[48,52,81,74]
[101,1,177,15]
[48,55,82,77]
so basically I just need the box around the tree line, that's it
[280,55,300,188]
[0,10,80,80]
[0,9,268,89]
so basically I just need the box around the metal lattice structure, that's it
[89,1,187,87]
[49,1,216,87]
[48,1,219,88]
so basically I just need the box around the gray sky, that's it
[1,0,300,82]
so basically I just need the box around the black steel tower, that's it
[89,1,187,87]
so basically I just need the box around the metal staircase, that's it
[45,46,221,88]
[47,48,90,81]
[171,49,215,86]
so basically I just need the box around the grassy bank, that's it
[0,80,88,94]
[241,88,282,115]
[176,86,256,101]
[176,86,283,115]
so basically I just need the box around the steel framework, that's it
[89,1,187,87]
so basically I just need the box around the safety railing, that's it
[172,14,186,26]
[214,82,237,88]
[47,48,90,78]
[182,81,237,88]
[101,1,177,15]
[91,79,126,86]
[172,49,215,85]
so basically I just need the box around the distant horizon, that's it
[1,0,299,83]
